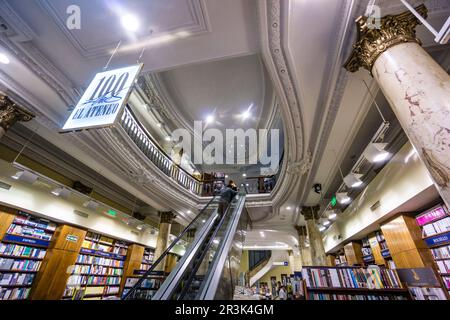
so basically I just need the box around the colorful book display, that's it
[63,231,129,300]
[301,266,408,300]
[415,203,450,296]
[0,212,56,300]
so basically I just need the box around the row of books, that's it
[14,215,56,232]
[124,277,162,289]
[408,286,447,300]
[66,275,122,286]
[0,258,42,272]
[422,217,450,237]
[70,264,123,276]
[375,231,385,243]
[380,241,389,250]
[140,263,152,271]
[81,241,128,256]
[431,244,450,259]
[76,254,124,267]
[436,259,450,274]
[307,293,407,300]
[0,243,46,259]
[7,224,52,241]
[0,272,35,286]
[0,287,31,300]
[302,267,402,289]
[443,276,450,290]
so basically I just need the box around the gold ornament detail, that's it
[0,94,35,131]
[344,4,427,74]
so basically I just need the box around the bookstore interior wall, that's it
[323,143,437,252]
[0,160,184,255]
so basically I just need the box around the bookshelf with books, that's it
[415,203,450,297]
[361,237,375,265]
[301,266,409,300]
[0,210,56,300]
[334,251,347,267]
[374,231,396,269]
[63,231,129,300]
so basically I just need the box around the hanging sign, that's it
[62,64,143,131]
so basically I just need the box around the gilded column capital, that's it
[301,205,320,220]
[159,211,176,224]
[344,4,427,74]
[0,94,35,131]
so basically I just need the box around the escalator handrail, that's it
[176,200,235,300]
[196,195,247,300]
[122,195,218,300]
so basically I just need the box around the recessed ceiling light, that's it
[259,231,265,238]
[323,220,330,226]
[206,115,215,124]
[225,175,229,178]
[187,210,192,214]
[241,110,251,120]
[329,212,337,219]
[121,14,140,32]
[165,136,171,142]
[286,206,292,210]
[156,122,163,128]
[202,220,206,223]
[242,173,247,177]
[0,53,10,65]
[319,226,326,232]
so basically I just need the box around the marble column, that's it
[294,225,312,267]
[0,94,34,139]
[301,206,326,266]
[154,211,176,272]
[345,4,450,209]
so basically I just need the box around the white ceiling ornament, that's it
[125,167,158,187]
[287,151,312,176]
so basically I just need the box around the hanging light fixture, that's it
[336,192,351,205]
[364,143,391,163]
[343,172,364,188]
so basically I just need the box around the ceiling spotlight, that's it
[336,192,351,205]
[245,183,249,187]
[364,143,391,163]
[323,220,330,226]
[241,110,251,120]
[202,220,206,223]
[259,231,265,238]
[329,212,337,220]
[242,173,247,177]
[156,122,163,128]
[213,239,220,245]
[187,210,192,214]
[51,187,71,198]
[0,53,10,64]
[319,226,326,232]
[11,171,38,184]
[205,115,215,124]
[343,173,364,188]
[83,200,99,211]
[136,225,144,231]
[121,14,140,32]
[225,175,229,178]
[165,136,172,142]
[286,206,292,211]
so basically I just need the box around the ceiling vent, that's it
[370,200,381,212]
[0,181,11,190]
[73,210,89,218]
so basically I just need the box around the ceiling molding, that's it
[37,0,211,59]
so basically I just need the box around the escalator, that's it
[122,192,249,300]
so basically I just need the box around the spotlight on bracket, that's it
[83,200,99,211]
[11,171,38,184]
[343,173,364,188]
[336,192,351,205]
[364,143,391,163]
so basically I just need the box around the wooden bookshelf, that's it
[414,203,450,298]
[0,208,57,300]
[344,242,363,266]
[62,231,129,300]
[301,266,410,300]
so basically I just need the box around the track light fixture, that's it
[11,171,38,184]
[83,200,99,211]
[51,187,71,198]
[364,143,391,163]
[336,192,351,205]
[343,172,364,188]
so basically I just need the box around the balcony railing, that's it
[120,106,203,195]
